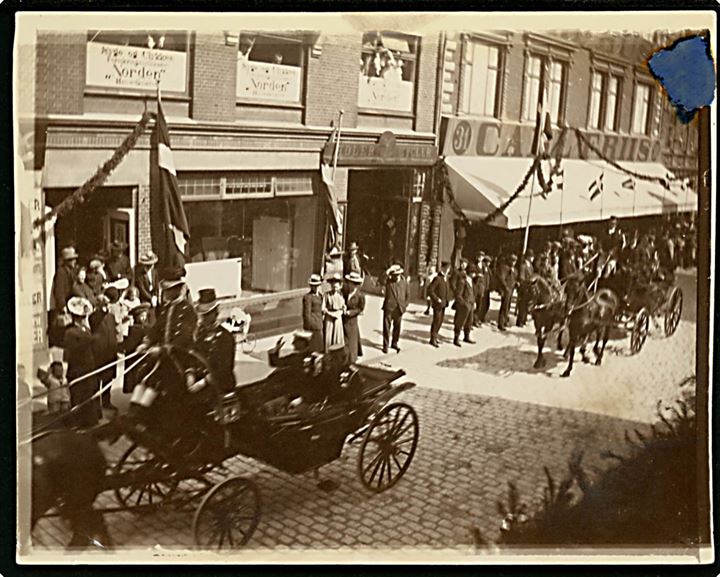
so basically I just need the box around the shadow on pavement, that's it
[436,344,567,376]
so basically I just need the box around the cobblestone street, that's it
[31,272,698,556]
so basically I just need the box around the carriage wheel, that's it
[241,333,256,355]
[630,308,650,355]
[664,288,683,337]
[193,477,261,551]
[358,402,419,493]
[113,444,179,510]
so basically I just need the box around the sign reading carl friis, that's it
[442,117,664,163]
[86,41,188,92]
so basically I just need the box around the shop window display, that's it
[183,196,317,295]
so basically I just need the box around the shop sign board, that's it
[86,42,187,92]
[358,75,414,112]
[441,117,666,163]
[237,61,302,103]
[325,131,438,167]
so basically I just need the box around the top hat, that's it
[196,288,219,315]
[138,250,158,266]
[67,296,93,317]
[348,242,360,251]
[61,247,79,261]
[308,273,322,286]
[160,266,186,288]
[345,271,363,284]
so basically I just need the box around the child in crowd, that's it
[40,361,71,415]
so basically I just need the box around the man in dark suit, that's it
[106,240,132,282]
[516,249,535,327]
[496,254,518,331]
[133,250,159,308]
[381,264,409,353]
[302,274,324,352]
[452,262,476,347]
[427,261,450,347]
[343,242,365,279]
[49,246,78,347]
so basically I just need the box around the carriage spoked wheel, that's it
[241,333,257,355]
[664,287,683,337]
[630,308,650,355]
[193,476,261,551]
[113,444,179,510]
[358,402,419,493]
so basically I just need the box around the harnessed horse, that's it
[528,275,566,369]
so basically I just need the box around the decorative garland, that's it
[573,128,678,189]
[435,160,470,225]
[536,126,568,196]
[33,111,155,229]
[483,156,540,225]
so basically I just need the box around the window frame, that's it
[84,30,192,99]
[458,35,506,119]
[631,81,653,136]
[357,31,420,116]
[235,32,308,108]
[178,171,316,202]
[587,69,622,132]
[521,53,569,126]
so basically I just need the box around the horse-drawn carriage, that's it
[599,266,684,355]
[31,345,420,551]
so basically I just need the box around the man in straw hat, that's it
[186,288,236,396]
[133,250,159,308]
[302,274,324,353]
[63,296,101,428]
[343,241,365,279]
[381,263,409,354]
[49,246,79,347]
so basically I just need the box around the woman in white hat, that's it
[322,273,346,353]
[63,296,101,428]
[343,272,365,364]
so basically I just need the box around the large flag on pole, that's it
[531,63,553,158]
[589,171,604,201]
[156,92,190,263]
[320,126,342,247]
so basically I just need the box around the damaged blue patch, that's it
[648,34,715,123]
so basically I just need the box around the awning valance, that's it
[444,156,698,230]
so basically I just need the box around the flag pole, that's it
[522,167,536,254]
[632,180,637,217]
[332,109,344,183]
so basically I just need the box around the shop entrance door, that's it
[104,208,135,267]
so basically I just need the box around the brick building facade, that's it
[436,30,700,261]
[27,29,442,343]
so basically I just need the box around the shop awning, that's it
[444,156,698,230]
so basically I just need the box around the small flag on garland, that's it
[588,171,604,201]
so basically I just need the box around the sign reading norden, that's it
[86,42,187,92]
[237,61,302,103]
[358,75,413,112]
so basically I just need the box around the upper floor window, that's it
[521,55,567,125]
[85,30,190,94]
[459,40,502,117]
[588,70,622,131]
[358,31,418,113]
[632,82,652,135]
[236,33,305,104]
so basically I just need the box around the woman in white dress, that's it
[322,274,346,353]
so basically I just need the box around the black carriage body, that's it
[226,365,410,474]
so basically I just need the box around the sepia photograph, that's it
[13,10,715,564]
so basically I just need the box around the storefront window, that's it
[85,30,189,93]
[358,31,418,113]
[184,196,317,294]
[588,70,622,131]
[236,33,305,104]
[632,83,652,135]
